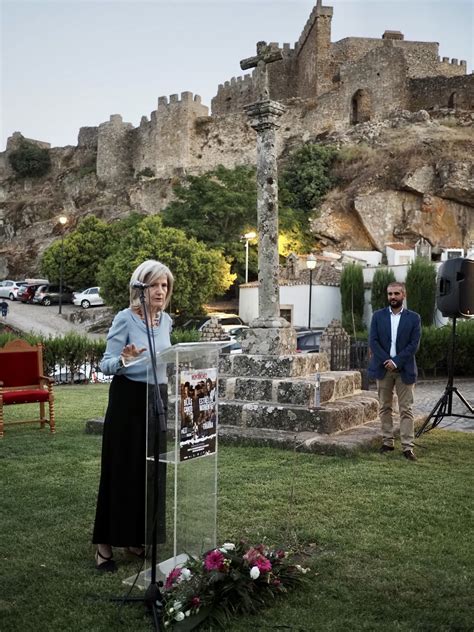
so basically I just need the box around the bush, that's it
[371,268,396,312]
[171,328,201,345]
[9,140,51,178]
[416,320,474,377]
[406,258,437,326]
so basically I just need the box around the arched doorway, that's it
[351,89,372,125]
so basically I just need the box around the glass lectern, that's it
[123,341,228,590]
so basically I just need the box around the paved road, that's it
[413,379,474,433]
[1,299,103,339]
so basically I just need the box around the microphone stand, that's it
[114,287,167,630]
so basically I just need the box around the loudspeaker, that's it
[436,257,474,318]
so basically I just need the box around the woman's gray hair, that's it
[129,259,174,311]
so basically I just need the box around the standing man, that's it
[368,282,421,461]
[0,300,8,319]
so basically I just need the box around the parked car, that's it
[0,280,27,300]
[32,284,74,306]
[182,313,245,333]
[73,286,105,309]
[296,330,323,353]
[18,283,45,303]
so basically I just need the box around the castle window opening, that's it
[448,92,457,108]
[350,89,372,125]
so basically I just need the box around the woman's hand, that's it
[121,343,146,364]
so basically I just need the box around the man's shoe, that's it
[379,445,394,453]
[403,449,417,461]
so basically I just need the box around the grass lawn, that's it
[0,385,473,631]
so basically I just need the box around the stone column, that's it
[240,99,296,356]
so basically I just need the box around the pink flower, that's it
[243,547,260,565]
[165,567,182,589]
[243,547,272,573]
[191,596,201,607]
[204,549,225,571]
[256,556,272,573]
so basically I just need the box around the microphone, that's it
[130,280,150,289]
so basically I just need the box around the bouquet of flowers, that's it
[162,541,310,630]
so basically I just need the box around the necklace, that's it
[135,308,161,327]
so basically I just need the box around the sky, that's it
[1,0,473,150]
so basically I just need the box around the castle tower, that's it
[97,115,133,184]
[296,0,334,99]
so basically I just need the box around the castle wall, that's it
[338,45,409,123]
[133,92,209,177]
[78,127,98,149]
[211,74,255,116]
[409,75,474,111]
[96,115,133,183]
[296,3,334,99]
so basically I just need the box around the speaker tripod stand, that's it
[416,317,474,437]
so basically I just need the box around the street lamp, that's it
[306,253,317,329]
[243,231,257,283]
[58,215,68,315]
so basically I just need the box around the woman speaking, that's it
[92,259,173,572]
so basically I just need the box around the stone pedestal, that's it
[240,324,296,355]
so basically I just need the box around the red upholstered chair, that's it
[0,339,55,438]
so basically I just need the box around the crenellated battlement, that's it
[439,57,466,66]
[157,91,204,110]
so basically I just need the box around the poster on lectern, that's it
[179,368,217,461]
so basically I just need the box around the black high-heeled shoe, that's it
[95,549,117,572]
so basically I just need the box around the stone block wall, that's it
[97,114,133,184]
[78,126,98,149]
[296,4,333,99]
[132,92,209,177]
[409,75,474,111]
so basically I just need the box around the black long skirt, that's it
[92,375,167,547]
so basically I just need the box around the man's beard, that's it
[390,299,403,309]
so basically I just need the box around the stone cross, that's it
[240,41,282,101]
[239,43,296,355]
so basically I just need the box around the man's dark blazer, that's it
[368,307,421,385]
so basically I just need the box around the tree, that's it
[280,143,337,215]
[371,267,397,312]
[340,263,365,334]
[9,140,51,177]
[161,165,310,285]
[97,215,235,315]
[40,215,112,288]
[405,258,437,326]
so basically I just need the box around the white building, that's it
[239,255,341,328]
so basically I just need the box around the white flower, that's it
[221,542,235,551]
[173,600,183,610]
[250,566,260,580]
[296,564,310,574]
[181,568,192,581]
[175,611,185,622]
[185,610,191,617]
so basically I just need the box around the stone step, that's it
[218,421,381,455]
[219,392,379,434]
[220,371,361,406]
[219,352,330,378]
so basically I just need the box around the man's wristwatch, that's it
[118,356,125,368]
